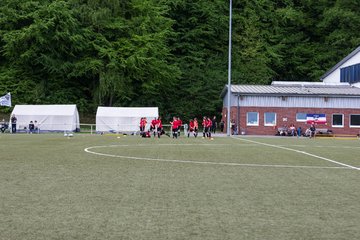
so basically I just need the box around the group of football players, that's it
[140,116,216,139]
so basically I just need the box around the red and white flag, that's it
[306,114,326,124]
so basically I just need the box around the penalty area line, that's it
[84,145,349,170]
[231,137,360,171]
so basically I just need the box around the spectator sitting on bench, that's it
[0,119,8,133]
[289,124,296,136]
[309,124,316,138]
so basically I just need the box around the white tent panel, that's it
[11,105,80,131]
[96,107,158,132]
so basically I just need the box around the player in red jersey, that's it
[170,117,179,138]
[156,117,163,138]
[139,117,147,135]
[150,118,158,137]
[188,119,194,137]
[202,116,207,138]
[177,117,183,136]
[206,117,213,138]
[193,118,199,138]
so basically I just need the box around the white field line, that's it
[279,144,360,150]
[84,144,349,170]
[232,137,360,171]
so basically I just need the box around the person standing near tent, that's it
[34,120,39,133]
[139,117,147,135]
[150,118,157,136]
[10,114,17,133]
[28,121,35,134]
[139,117,143,134]
[0,118,7,133]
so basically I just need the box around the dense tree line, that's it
[0,0,359,120]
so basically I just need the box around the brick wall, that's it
[222,107,360,135]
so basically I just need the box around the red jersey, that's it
[151,119,157,127]
[206,119,212,128]
[189,121,194,129]
[140,119,147,127]
[157,119,163,128]
[171,120,180,129]
[202,119,207,127]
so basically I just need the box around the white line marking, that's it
[84,144,350,170]
[231,137,360,171]
[280,144,360,150]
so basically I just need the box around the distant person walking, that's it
[220,120,224,133]
[211,116,217,134]
[10,114,17,133]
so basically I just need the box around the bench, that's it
[276,127,297,136]
[315,128,333,137]
[276,127,288,136]
[333,134,358,139]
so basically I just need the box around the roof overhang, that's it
[220,82,360,99]
[320,45,360,81]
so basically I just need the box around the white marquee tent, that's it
[96,107,158,132]
[11,105,80,132]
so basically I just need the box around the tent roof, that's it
[12,105,78,116]
[97,107,158,117]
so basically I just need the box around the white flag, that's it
[0,92,11,107]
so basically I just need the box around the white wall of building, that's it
[323,51,360,83]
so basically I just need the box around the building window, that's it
[264,112,276,126]
[247,112,259,126]
[332,114,344,127]
[340,63,360,83]
[350,115,360,127]
[296,113,307,122]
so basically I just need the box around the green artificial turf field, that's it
[0,134,359,239]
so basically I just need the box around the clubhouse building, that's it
[221,45,360,136]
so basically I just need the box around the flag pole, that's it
[227,0,232,136]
